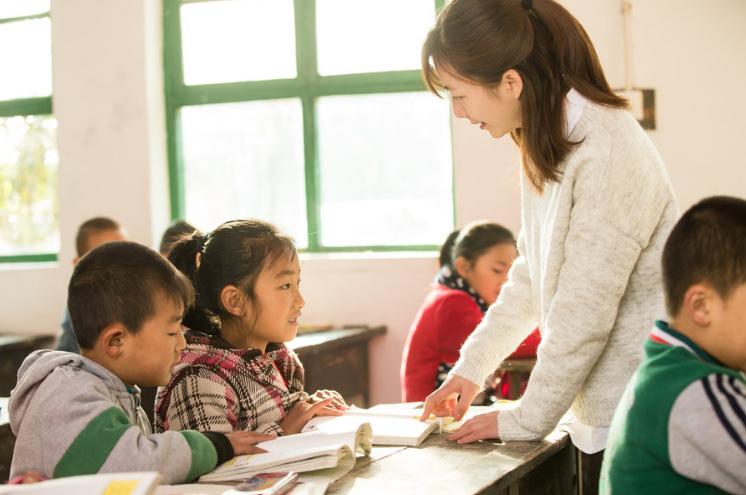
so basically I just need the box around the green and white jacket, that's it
[9,350,233,483]
[600,321,746,494]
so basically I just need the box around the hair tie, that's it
[522,0,532,10]
[192,231,207,252]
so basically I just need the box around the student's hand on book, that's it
[448,410,500,444]
[280,397,345,434]
[226,431,277,455]
[421,375,480,422]
[308,389,349,411]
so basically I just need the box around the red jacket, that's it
[401,284,540,402]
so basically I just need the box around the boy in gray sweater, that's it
[9,241,274,483]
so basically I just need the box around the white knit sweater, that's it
[452,101,679,442]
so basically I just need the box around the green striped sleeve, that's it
[54,407,131,478]
[180,430,218,482]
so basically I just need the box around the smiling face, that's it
[435,64,523,139]
[121,295,186,388]
[456,242,517,305]
[241,254,305,353]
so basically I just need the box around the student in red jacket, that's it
[401,221,540,402]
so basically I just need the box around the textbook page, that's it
[199,422,371,483]
[0,471,162,495]
[303,406,444,447]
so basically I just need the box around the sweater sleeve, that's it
[669,374,746,493]
[450,230,539,386]
[53,405,218,484]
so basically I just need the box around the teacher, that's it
[419,0,679,492]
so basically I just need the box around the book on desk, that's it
[302,406,446,447]
[199,404,447,483]
[200,421,371,483]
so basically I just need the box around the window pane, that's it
[181,0,297,85]
[181,100,307,246]
[0,115,59,256]
[0,18,52,101]
[317,92,453,247]
[316,0,436,76]
[0,1,49,19]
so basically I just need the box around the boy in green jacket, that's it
[600,196,746,494]
[9,241,274,483]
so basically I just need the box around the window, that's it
[164,0,453,251]
[0,1,58,263]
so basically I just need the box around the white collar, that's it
[564,88,588,138]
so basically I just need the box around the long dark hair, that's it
[167,219,297,336]
[422,0,626,192]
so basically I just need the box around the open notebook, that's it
[302,405,450,447]
[199,422,372,483]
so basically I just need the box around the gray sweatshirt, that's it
[9,350,231,483]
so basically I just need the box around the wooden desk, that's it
[327,429,576,495]
[288,326,386,408]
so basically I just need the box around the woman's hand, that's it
[421,374,480,422]
[308,389,349,411]
[225,430,277,455]
[448,410,501,444]
[280,397,344,435]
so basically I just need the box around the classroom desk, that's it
[327,428,577,495]
[288,326,386,408]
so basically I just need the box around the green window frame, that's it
[163,0,450,253]
[0,7,56,264]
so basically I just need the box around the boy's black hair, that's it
[68,241,195,350]
[662,195,746,317]
[75,217,121,257]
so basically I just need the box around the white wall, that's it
[1,0,744,406]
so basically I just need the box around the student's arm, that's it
[669,374,746,493]
[162,370,284,436]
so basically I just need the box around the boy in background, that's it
[600,196,746,494]
[10,241,274,483]
[55,217,126,353]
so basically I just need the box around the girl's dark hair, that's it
[168,219,297,336]
[439,229,462,268]
[441,221,515,267]
[422,0,627,192]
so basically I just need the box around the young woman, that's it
[418,0,679,492]
[155,219,346,437]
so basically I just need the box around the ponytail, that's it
[167,231,220,335]
[422,0,627,192]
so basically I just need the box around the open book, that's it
[199,422,372,483]
[302,405,448,447]
[0,471,162,495]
